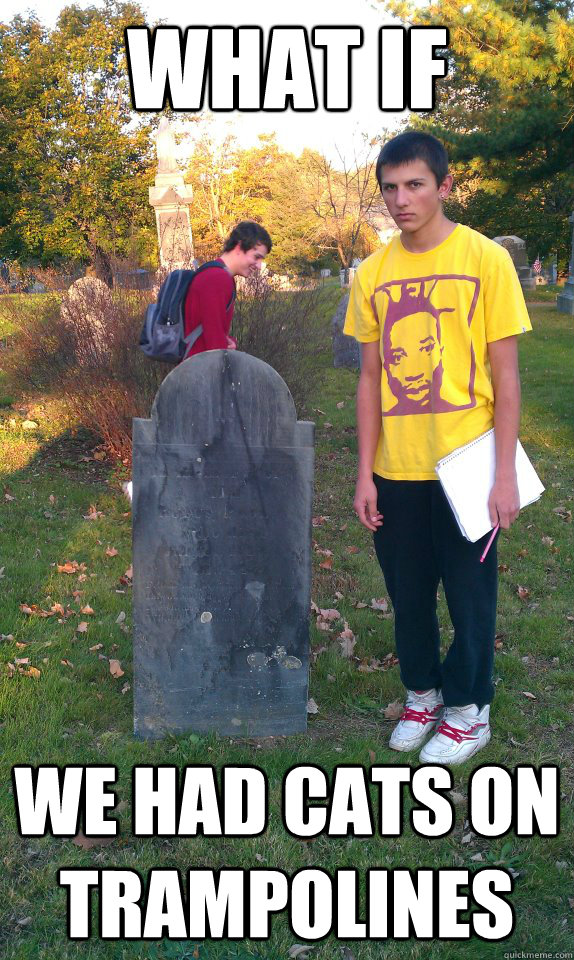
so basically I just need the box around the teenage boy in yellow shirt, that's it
[344,131,531,764]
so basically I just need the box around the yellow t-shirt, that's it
[344,224,532,480]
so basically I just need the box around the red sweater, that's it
[183,260,236,357]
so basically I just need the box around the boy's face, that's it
[234,243,268,278]
[379,159,451,235]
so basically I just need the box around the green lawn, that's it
[0,304,572,959]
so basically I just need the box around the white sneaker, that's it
[419,704,491,765]
[389,689,443,752]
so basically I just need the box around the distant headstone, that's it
[332,292,360,370]
[132,350,314,739]
[320,268,331,278]
[60,277,113,361]
[493,235,536,289]
[557,211,574,315]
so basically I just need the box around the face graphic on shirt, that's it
[384,311,443,409]
[376,277,480,417]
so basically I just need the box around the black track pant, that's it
[373,476,498,708]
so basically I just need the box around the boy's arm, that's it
[487,335,521,529]
[354,341,384,532]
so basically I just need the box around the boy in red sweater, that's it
[184,221,272,357]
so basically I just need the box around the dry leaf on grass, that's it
[72,830,115,850]
[105,547,119,558]
[522,691,537,700]
[383,700,404,721]
[92,450,106,462]
[60,659,74,668]
[116,611,126,624]
[89,643,103,652]
[338,624,356,658]
[517,585,530,600]
[109,659,124,678]
[289,946,316,959]
[319,556,333,570]
[318,608,340,622]
[121,682,131,695]
[346,546,360,554]
[370,598,389,612]
[80,605,94,615]
[76,622,88,634]
[57,560,87,575]
[306,698,319,715]
[83,505,104,520]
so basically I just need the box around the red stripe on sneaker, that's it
[401,706,441,725]
[437,721,487,743]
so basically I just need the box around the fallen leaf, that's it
[123,565,133,580]
[368,749,376,764]
[315,547,334,557]
[92,451,106,461]
[76,622,88,633]
[83,504,104,520]
[346,546,360,554]
[57,560,86,575]
[72,830,114,850]
[541,536,555,547]
[4,492,15,502]
[109,659,124,678]
[105,547,118,558]
[517,585,530,600]
[383,700,404,721]
[49,494,56,505]
[23,666,41,679]
[522,691,537,700]
[334,591,344,600]
[336,401,345,409]
[15,641,26,648]
[312,515,329,527]
[60,659,74,668]
[80,605,94,615]
[306,698,319,715]
[370,597,389,612]
[51,602,65,615]
[115,611,126,624]
[323,422,333,428]
[14,657,29,665]
[16,917,32,927]
[289,946,315,959]
[121,682,131,695]
[89,643,103,652]
[517,548,528,558]
[319,556,333,570]
[318,608,340,622]
[338,624,356,658]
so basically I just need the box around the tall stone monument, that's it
[332,292,360,370]
[557,211,574,315]
[493,236,535,290]
[132,351,314,739]
[149,117,194,269]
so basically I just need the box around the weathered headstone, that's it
[493,235,535,289]
[332,292,360,370]
[132,350,314,739]
[557,211,574,315]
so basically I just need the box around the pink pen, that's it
[480,523,500,563]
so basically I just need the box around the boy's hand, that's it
[354,476,383,532]
[488,475,520,529]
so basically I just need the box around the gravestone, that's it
[332,292,360,370]
[492,235,535,289]
[557,211,574,315]
[132,350,314,739]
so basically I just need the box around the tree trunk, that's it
[87,240,114,288]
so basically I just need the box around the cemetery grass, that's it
[0,305,572,960]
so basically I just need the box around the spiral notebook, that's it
[435,429,545,542]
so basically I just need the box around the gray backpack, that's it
[139,261,235,363]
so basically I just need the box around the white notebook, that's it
[435,429,545,542]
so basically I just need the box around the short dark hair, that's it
[223,221,272,254]
[376,132,449,189]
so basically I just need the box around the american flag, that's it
[533,255,542,274]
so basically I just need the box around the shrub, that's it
[1,271,334,462]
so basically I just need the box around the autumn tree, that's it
[0,2,156,283]
[300,145,381,269]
